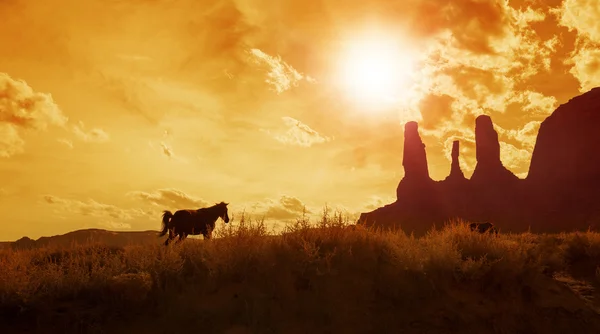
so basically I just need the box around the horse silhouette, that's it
[159,202,230,245]
[469,222,498,235]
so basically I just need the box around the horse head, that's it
[217,201,230,223]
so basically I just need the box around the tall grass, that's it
[1,208,600,333]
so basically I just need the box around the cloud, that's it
[147,139,190,163]
[435,119,542,178]
[553,0,600,92]
[436,118,542,177]
[72,121,110,143]
[115,54,153,62]
[57,138,74,149]
[362,195,397,211]
[0,73,68,128]
[402,4,561,144]
[242,197,367,224]
[129,188,209,209]
[0,1,562,155]
[148,140,178,160]
[248,49,309,94]
[90,73,161,125]
[441,135,477,175]
[0,124,26,158]
[418,93,455,130]
[494,121,545,175]
[555,0,600,43]
[0,0,591,230]
[244,195,311,221]
[497,120,541,150]
[43,195,148,230]
[0,72,68,157]
[160,142,173,158]
[101,221,132,229]
[499,141,532,172]
[566,45,600,92]
[517,91,558,115]
[265,116,331,147]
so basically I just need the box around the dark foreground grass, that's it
[1,212,600,334]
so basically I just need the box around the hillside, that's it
[1,217,600,334]
[4,228,160,250]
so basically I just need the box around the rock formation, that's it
[358,87,600,235]
[528,87,600,184]
[393,122,444,232]
[525,87,600,231]
[470,115,519,185]
[396,122,436,203]
[401,121,430,180]
[444,141,466,182]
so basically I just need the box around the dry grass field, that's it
[1,210,600,333]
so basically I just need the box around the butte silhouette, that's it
[358,87,600,235]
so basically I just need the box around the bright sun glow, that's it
[337,34,416,108]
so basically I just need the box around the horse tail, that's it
[159,210,173,237]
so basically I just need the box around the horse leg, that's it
[177,233,188,243]
[165,234,177,246]
[164,229,174,246]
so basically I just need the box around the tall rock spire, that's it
[402,121,430,180]
[471,115,518,183]
[475,115,501,168]
[446,140,466,180]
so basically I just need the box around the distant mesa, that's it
[6,229,159,250]
[13,236,36,250]
[358,87,600,235]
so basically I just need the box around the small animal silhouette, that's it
[469,222,498,235]
[159,202,230,246]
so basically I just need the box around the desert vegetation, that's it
[1,208,600,333]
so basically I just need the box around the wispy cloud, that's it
[264,116,331,147]
[57,138,74,149]
[129,188,209,209]
[115,54,153,62]
[362,195,397,211]
[248,48,311,94]
[42,195,149,230]
[243,195,311,220]
[72,121,110,143]
[160,142,173,158]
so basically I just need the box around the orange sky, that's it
[1,0,599,240]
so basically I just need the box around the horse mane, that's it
[198,201,228,212]
[212,201,228,208]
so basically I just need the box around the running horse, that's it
[159,202,230,245]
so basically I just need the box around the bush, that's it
[1,210,600,333]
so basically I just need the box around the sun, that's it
[336,33,416,108]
